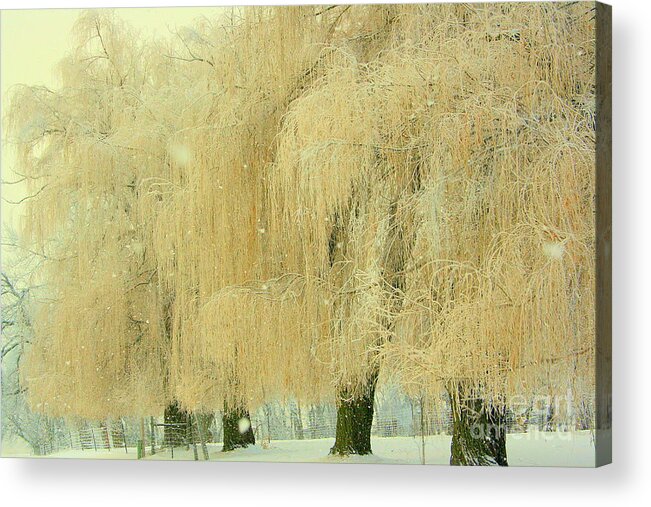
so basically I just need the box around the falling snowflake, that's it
[170,143,191,167]
[238,417,251,434]
[543,241,564,259]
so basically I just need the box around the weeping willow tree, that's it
[7,11,173,421]
[145,5,380,450]
[157,4,414,454]
[267,49,423,454]
[8,3,597,463]
[379,3,597,465]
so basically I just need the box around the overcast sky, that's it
[0,7,226,237]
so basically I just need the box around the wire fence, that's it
[16,395,594,458]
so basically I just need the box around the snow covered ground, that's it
[2,430,596,466]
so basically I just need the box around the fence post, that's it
[102,422,111,451]
[188,419,198,461]
[419,396,426,465]
[137,417,146,459]
[120,419,128,453]
[149,417,155,455]
[91,427,98,452]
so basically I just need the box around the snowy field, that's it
[2,430,596,467]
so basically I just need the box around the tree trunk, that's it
[222,402,255,452]
[448,384,508,466]
[330,371,378,456]
[194,413,211,460]
[164,400,189,449]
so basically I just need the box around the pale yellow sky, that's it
[0,6,227,235]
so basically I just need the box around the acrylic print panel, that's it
[0,2,611,466]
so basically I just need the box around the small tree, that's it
[0,241,74,455]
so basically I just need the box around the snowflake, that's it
[238,417,251,434]
[543,241,564,259]
[170,143,191,167]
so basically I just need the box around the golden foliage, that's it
[6,3,596,419]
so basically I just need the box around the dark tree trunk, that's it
[164,400,190,449]
[448,384,508,466]
[222,402,255,452]
[330,371,378,456]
